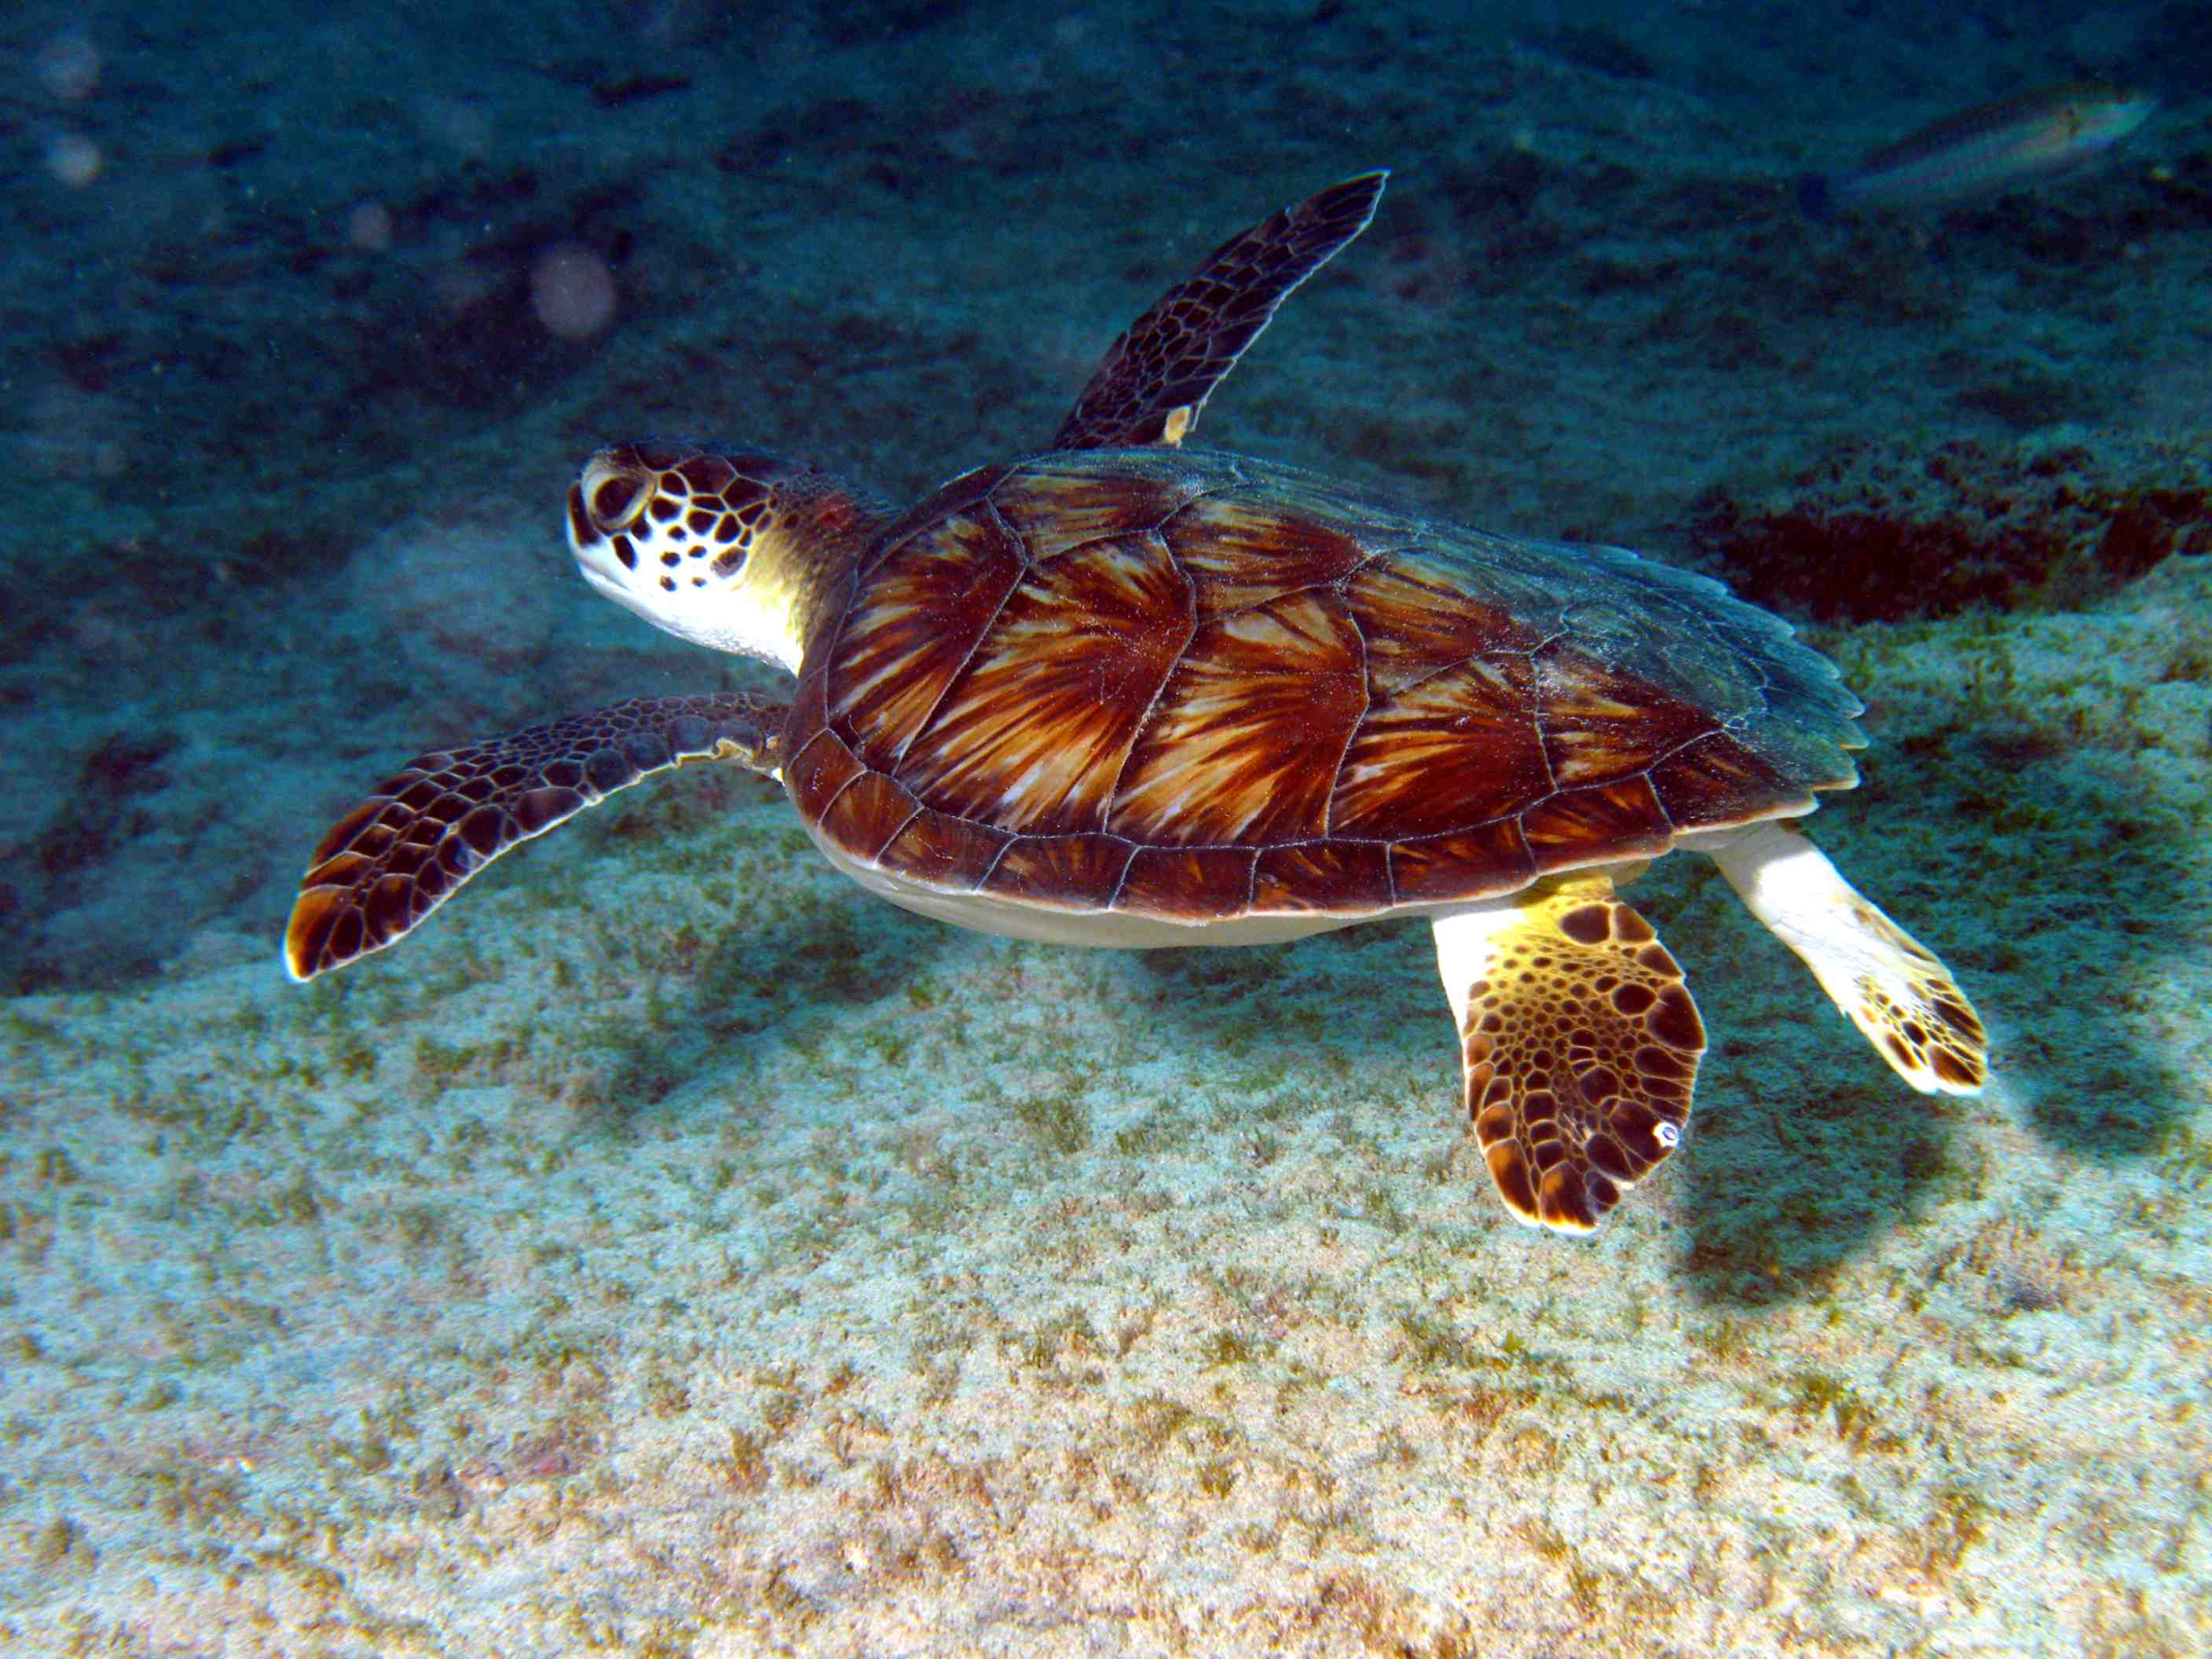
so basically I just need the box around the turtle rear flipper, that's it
[1052,170,1386,452]
[284,692,785,981]
[1433,876,1705,1233]
[1712,821,1988,1094]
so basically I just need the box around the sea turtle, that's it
[285,173,1987,1233]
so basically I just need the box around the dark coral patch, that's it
[1687,438,2210,623]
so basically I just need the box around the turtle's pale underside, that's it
[287,174,1987,1233]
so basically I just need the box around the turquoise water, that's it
[1,3,2206,1653]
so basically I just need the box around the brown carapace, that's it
[287,170,1988,1235]
[783,446,1859,923]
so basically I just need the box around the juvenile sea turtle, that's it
[287,173,1987,1232]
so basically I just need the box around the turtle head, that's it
[566,442,883,675]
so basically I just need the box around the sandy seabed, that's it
[5,555,2210,1655]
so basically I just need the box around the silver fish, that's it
[1797,82,2158,219]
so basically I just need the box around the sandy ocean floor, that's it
[2,2,2208,1654]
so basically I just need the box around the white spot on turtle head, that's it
[1654,1120,1680,1148]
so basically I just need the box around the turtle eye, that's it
[588,472,654,533]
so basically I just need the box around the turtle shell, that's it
[779,448,1860,923]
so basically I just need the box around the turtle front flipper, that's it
[1051,170,1387,452]
[1712,821,1988,1095]
[1432,876,1705,1234]
[284,692,786,982]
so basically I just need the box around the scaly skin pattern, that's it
[285,693,783,980]
[1448,877,1706,1233]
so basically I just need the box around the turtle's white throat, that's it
[573,541,806,674]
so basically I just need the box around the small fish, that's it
[1796,82,2158,220]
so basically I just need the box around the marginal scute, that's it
[1522,775,1674,866]
[1251,840,1394,913]
[815,770,921,863]
[1390,819,1535,904]
[982,833,1138,908]
[1117,845,1256,919]
[785,730,865,824]
[1648,729,1833,823]
[783,646,833,744]
[874,808,1010,891]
